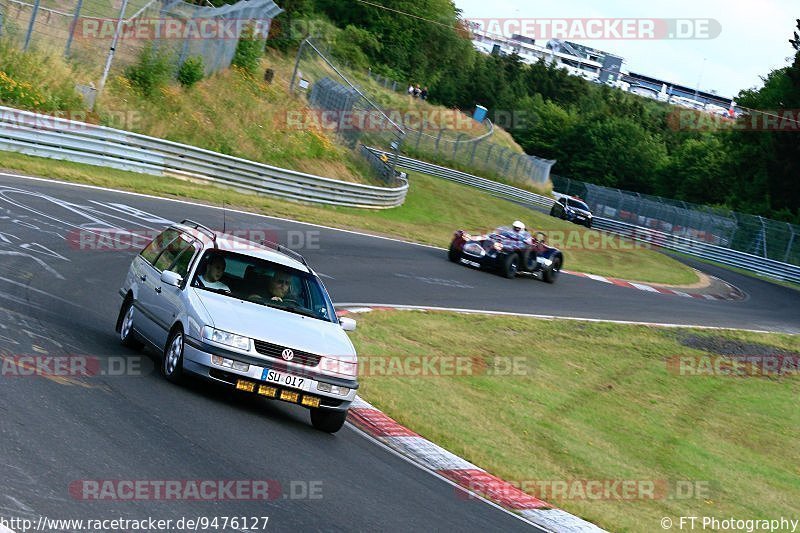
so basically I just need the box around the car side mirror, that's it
[161,270,183,287]
[339,317,357,331]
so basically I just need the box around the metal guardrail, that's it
[0,106,408,209]
[365,147,554,209]
[366,147,800,285]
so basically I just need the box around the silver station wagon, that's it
[116,220,358,433]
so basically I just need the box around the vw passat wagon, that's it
[116,220,358,433]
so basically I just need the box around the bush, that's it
[232,24,264,74]
[177,56,204,88]
[0,39,83,111]
[124,45,174,97]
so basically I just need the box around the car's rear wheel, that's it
[448,242,461,263]
[584,218,592,229]
[162,328,185,383]
[310,408,348,433]
[501,253,519,279]
[542,256,562,283]
[118,299,143,349]
[549,205,558,217]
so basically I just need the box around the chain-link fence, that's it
[289,38,405,184]
[403,126,554,185]
[0,0,281,79]
[553,175,800,266]
[364,68,555,186]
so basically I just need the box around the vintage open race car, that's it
[448,226,564,283]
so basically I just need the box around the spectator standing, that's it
[420,87,428,100]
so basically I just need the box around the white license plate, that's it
[261,368,309,391]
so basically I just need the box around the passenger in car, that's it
[198,255,230,292]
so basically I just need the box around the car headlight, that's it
[202,326,251,351]
[319,357,358,377]
[493,241,504,251]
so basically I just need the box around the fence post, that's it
[784,223,795,263]
[485,143,495,164]
[452,133,466,159]
[64,0,84,57]
[290,38,309,93]
[502,152,513,175]
[469,137,482,165]
[97,0,131,94]
[434,127,446,156]
[496,147,508,172]
[23,0,41,51]
[513,154,524,177]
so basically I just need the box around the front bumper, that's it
[183,338,358,412]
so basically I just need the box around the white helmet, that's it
[512,220,525,232]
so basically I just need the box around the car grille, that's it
[253,340,322,367]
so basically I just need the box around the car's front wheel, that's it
[542,256,562,283]
[584,218,592,229]
[118,298,143,349]
[162,328,185,383]
[310,408,348,433]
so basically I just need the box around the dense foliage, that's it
[271,3,800,223]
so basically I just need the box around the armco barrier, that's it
[0,106,408,209]
[364,147,800,285]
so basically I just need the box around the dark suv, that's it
[550,196,593,228]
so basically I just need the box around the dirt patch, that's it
[676,333,799,357]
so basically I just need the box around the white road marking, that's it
[334,303,783,334]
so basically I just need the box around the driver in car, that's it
[267,272,292,302]
[501,220,533,244]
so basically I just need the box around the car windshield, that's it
[191,250,337,323]
[567,199,590,211]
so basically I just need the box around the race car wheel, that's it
[542,256,562,283]
[520,250,536,272]
[549,205,558,217]
[501,253,519,279]
[584,219,592,229]
[448,242,461,263]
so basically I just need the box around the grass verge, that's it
[348,310,800,533]
[0,151,697,284]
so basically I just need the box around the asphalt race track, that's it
[0,173,797,532]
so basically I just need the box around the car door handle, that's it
[140,275,147,282]
[154,286,161,294]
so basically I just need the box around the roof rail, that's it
[179,219,216,241]
[260,239,309,267]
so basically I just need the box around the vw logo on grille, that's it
[281,348,294,361]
